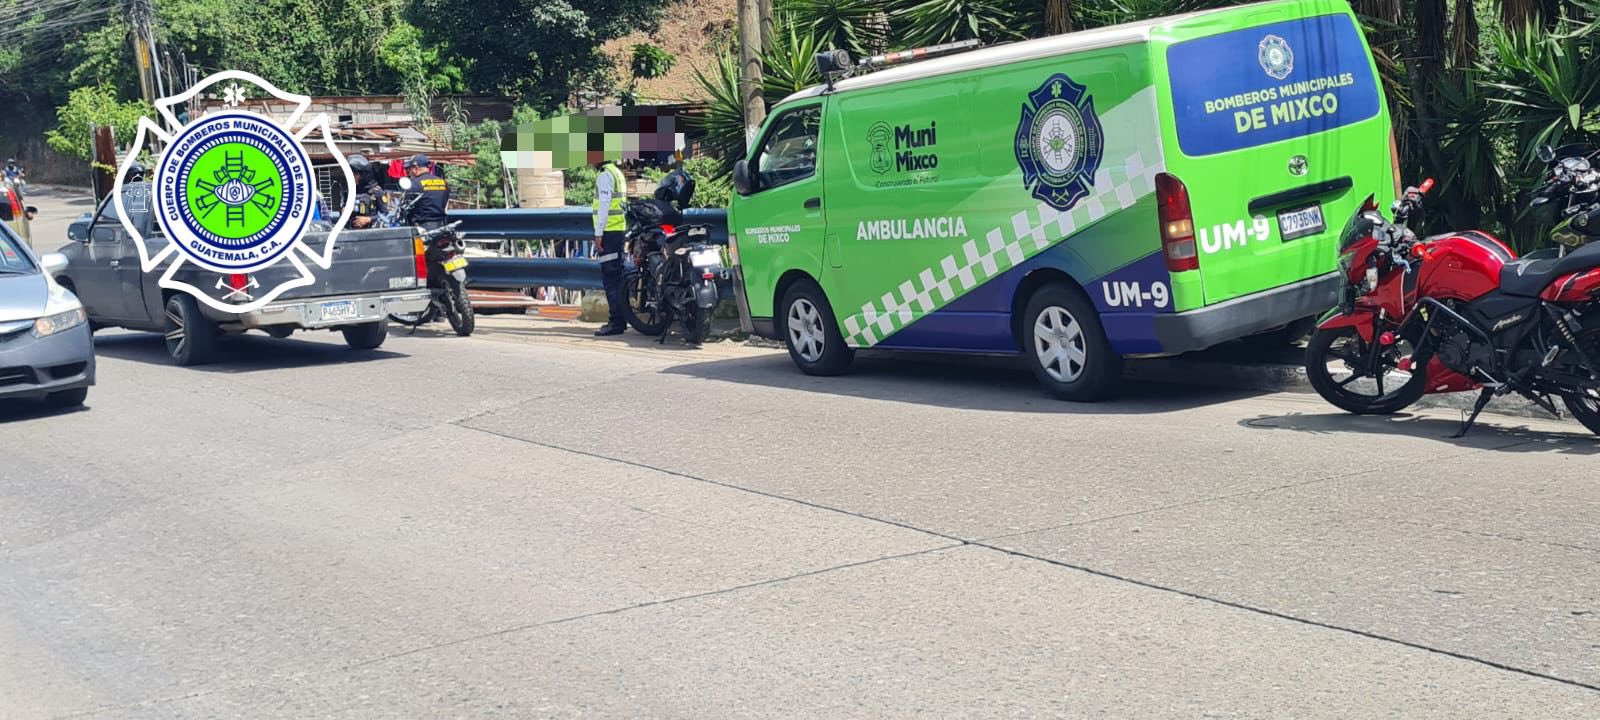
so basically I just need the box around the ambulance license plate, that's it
[1278,204,1325,241]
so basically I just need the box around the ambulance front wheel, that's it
[780,280,854,376]
[1022,284,1122,402]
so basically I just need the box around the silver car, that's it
[0,221,94,408]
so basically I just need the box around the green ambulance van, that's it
[726,0,1398,400]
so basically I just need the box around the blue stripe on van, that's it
[875,250,1171,356]
[1166,13,1380,157]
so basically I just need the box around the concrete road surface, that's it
[3,318,1599,719]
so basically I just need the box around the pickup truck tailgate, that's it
[263,228,420,300]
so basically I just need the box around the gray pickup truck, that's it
[55,183,431,365]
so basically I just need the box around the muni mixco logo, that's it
[116,70,357,314]
[1015,73,1103,212]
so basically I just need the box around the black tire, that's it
[444,278,475,336]
[1305,326,1428,415]
[623,268,669,336]
[163,294,217,366]
[684,304,712,345]
[342,320,388,350]
[779,279,853,376]
[265,326,294,339]
[1020,283,1122,401]
[44,387,88,408]
[1562,391,1600,436]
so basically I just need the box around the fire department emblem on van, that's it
[1015,73,1103,212]
[1259,34,1294,80]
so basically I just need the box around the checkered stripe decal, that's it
[840,149,1161,347]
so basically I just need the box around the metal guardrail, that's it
[449,207,729,244]
[447,206,731,295]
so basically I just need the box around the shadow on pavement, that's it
[664,350,1265,415]
[0,399,90,423]
[1239,411,1600,455]
[92,331,407,372]
[469,321,723,353]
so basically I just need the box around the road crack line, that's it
[339,544,960,673]
[459,425,1600,695]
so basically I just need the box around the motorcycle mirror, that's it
[398,176,415,191]
[1537,144,1557,163]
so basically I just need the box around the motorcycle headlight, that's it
[33,307,87,338]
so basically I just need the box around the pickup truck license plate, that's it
[320,300,359,322]
[1277,204,1326,241]
[442,256,468,273]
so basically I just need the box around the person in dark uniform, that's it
[404,153,450,229]
[347,154,387,228]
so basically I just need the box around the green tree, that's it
[408,0,674,110]
[43,85,153,164]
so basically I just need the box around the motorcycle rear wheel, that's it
[1306,326,1428,415]
[1562,390,1600,435]
[684,304,712,345]
[444,278,475,336]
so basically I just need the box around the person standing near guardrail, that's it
[592,158,629,337]
[405,153,450,230]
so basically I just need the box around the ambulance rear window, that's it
[1166,13,1380,157]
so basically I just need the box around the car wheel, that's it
[1021,283,1122,401]
[44,387,88,408]
[265,326,295,339]
[163,294,218,366]
[342,320,388,350]
[780,279,853,376]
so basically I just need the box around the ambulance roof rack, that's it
[815,39,982,92]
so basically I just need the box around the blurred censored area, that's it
[502,107,686,171]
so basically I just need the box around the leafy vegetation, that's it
[43,85,153,164]
[691,0,1600,245]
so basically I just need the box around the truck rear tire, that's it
[342,320,388,350]
[163,294,218,366]
[1021,283,1122,401]
[780,280,853,376]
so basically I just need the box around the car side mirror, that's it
[732,160,752,196]
[398,176,415,191]
[1537,144,1557,163]
[39,252,68,275]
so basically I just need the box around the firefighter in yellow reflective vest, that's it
[592,159,629,336]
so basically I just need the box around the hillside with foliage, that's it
[0,0,678,180]
[695,0,1600,245]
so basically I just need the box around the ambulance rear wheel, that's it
[780,280,853,376]
[1022,284,1122,402]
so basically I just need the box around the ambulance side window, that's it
[751,106,820,191]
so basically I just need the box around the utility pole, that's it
[737,0,767,150]
[757,0,773,52]
[127,0,162,106]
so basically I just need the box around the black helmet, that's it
[348,154,371,174]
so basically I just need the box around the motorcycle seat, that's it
[1500,241,1600,297]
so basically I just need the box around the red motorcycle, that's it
[1306,144,1600,436]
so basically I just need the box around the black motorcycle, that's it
[620,199,723,344]
[382,180,474,336]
